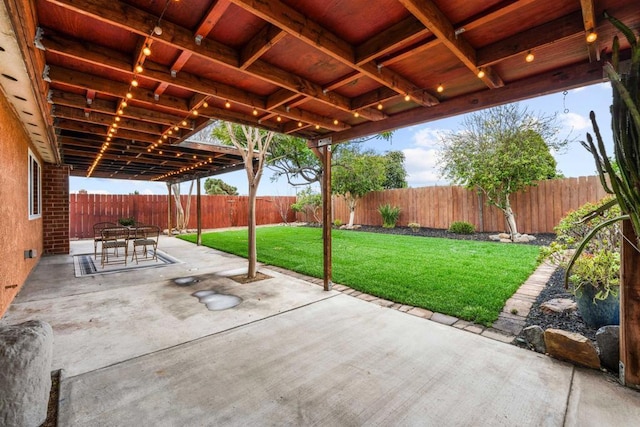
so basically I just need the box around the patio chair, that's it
[93,222,116,259]
[101,226,130,268]
[131,225,161,264]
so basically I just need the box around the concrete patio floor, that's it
[2,235,639,426]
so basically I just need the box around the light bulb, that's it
[586,31,598,43]
[153,26,163,36]
[354,111,359,118]
[135,64,143,73]
[315,124,320,129]
[192,110,198,116]
[437,84,444,93]
[252,108,258,116]
[181,120,187,126]
[525,51,534,63]
[377,103,383,110]
[477,69,485,78]
[298,121,303,127]
[276,115,282,122]
[203,101,209,108]
[117,109,124,115]
[174,126,179,131]
[142,45,151,56]
[224,100,231,108]
[126,92,133,99]
[404,94,411,101]
[333,119,339,125]
[131,79,138,87]
[121,101,127,108]
[115,116,121,122]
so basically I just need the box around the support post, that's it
[167,183,172,237]
[196,177,202,246]
[322,145,332,291]
[620,220,640,387]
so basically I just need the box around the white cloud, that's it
[412,128,447,148]
[402,147,446,187]
[88,190,110,195]
[561,112,591,131]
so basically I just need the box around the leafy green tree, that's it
[332,146,387,227]
[382,151,408,189]
[291,187,322,223]
[438,104,567,238]
[204,178,238,195]
[267,132,393,189]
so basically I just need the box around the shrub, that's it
[333,219,343,227]
[539,196,621,300]
[118,217,135,226]
[378,204,401,228]
[408,222,420,232]
[448,221,475,234]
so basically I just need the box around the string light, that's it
[276,115,282,122]
[181,120,188,126]
[131,78,139,87]
[115,116,121,122]
[126,92,133,99]
[525,51,534,63]
[142,45,152,56]
[404,93,411,101]
[252,108,258,116]
[174,126,179,131]
[298,121,303,127]
[586,31,598,43]
[477,69,485,78]
[353,111,359,118]
[315,124,320,129]
[224,100,231,108]
[377,103,383,110]
[437,84,444,93]
[333,119,339,125]
[135,64,144,73]
[192,110,198,116]
[203,101,209,108]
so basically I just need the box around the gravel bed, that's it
[517,267,598,342]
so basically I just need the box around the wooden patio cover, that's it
[2,0,637,183]
[2,0,639,386]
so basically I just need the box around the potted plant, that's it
[539,197,621,328]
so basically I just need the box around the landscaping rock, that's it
[489,234,501,241]
[544,328,600,369]
[523,325,546,353]
[498,233,511,239]
[0,320,53,427]
[540,298,577,315]
[596,325,620,373]
[500,238,512,243]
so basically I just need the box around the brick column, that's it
[42,165,70,255]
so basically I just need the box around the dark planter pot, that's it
[575,285,620,329]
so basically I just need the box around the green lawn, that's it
[179,226,541,325]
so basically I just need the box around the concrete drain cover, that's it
[192,290,242,311]
[174,277,199,286]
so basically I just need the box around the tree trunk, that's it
[347,195,357,227]
[247,183,258,278]
[503,194,518,239]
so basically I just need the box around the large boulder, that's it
[544,328,600,369]
[596,325,620,373]
[0,320,53,427]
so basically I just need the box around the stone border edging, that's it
[266,260,556,344]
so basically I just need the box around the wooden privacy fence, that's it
[70,194,296,239]
[332,176,608,234]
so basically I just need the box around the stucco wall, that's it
[0,90,43,317]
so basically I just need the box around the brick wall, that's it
[43,165,70,254]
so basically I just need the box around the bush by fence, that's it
[70,194,296,239]
[332,176,607,234]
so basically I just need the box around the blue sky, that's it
[70,82,614,196]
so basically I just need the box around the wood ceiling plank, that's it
[240,24,287,70]
[54,105,168,136]
[229,0,438,107]
[477,11,585,66]
[351,87,400,110]
[323,71,362,92]
[48,65,190,113]
[50,90,187,126]
[398,0,504,88]
[270,105,350,132]
[318,59,605,145]
[355,16,429,65]
[266,88,299,110]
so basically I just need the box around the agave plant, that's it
[567,13,640,285]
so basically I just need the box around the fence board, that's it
[69,194,296,239]
[331,176,607,234]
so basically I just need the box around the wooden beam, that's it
[229,0,438,107]
[398,0,504,88]
[314,59,605,145]
[321,144,332,291]
[620,220,640,387]
[355,16,430,65]
[579,0,599,62]
[477,11,585,67]
[240,24,286,69]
